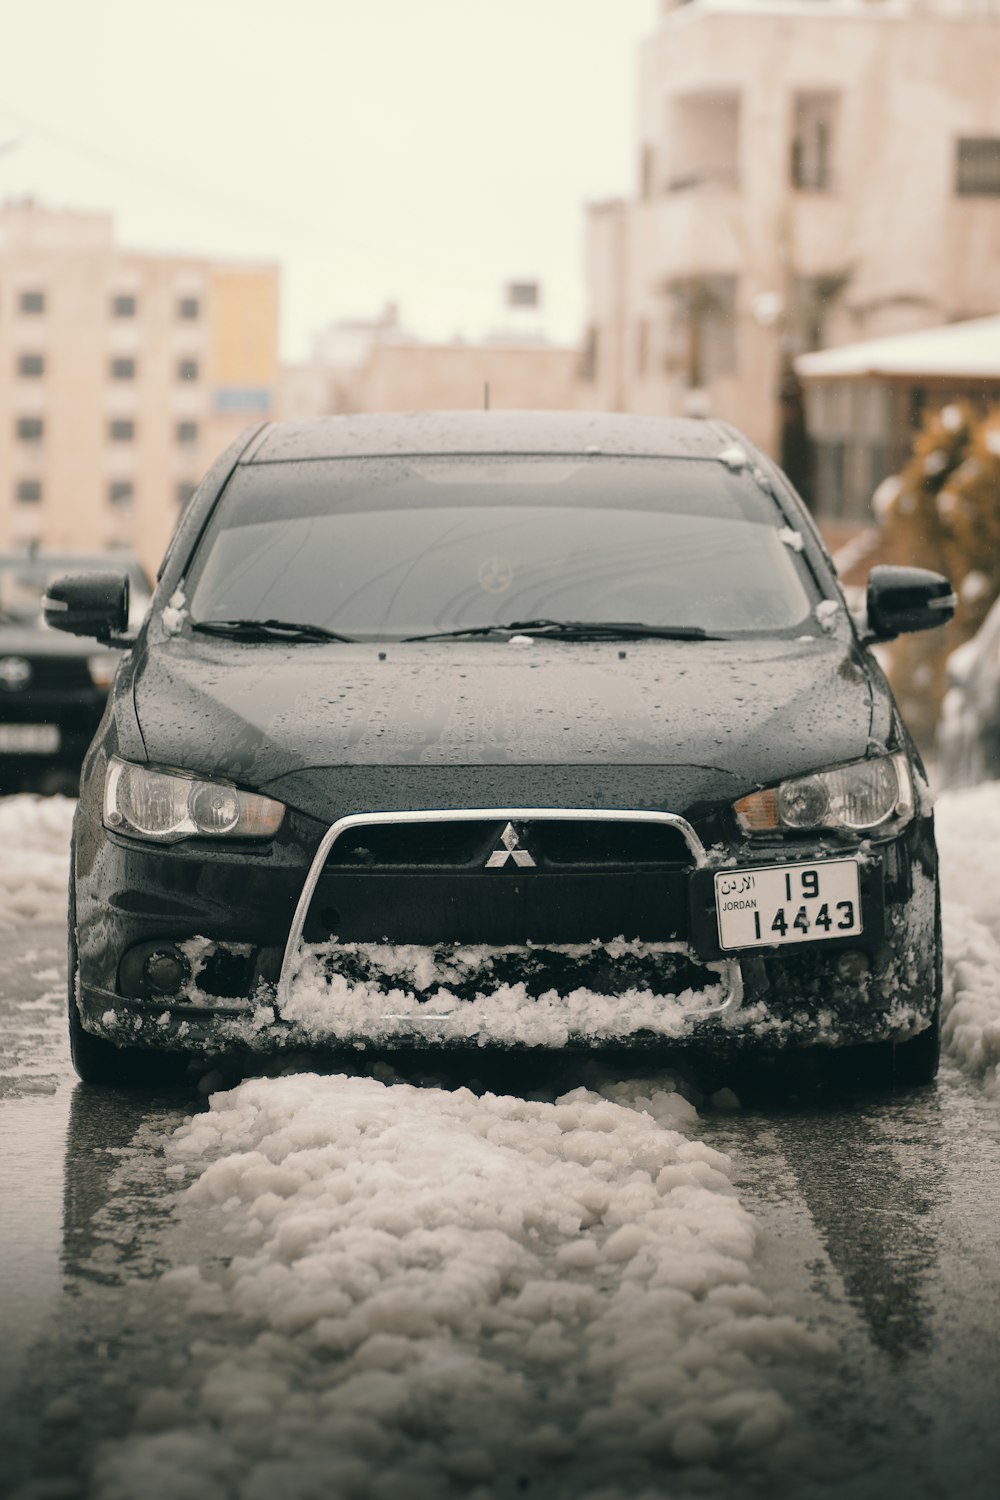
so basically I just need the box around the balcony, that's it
[637,188,745,279]
[790,194,852,275]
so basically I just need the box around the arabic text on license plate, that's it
[715,859,862,950]
[0,723,60,754]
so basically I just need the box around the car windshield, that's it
[184,455,817,640]
[0,557,152,627]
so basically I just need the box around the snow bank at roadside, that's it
[0,795,73,927]
[92,1074,830,1500]
[936,784,1000,1096]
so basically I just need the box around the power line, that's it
[0,103,516,292]
[0,104,323,240]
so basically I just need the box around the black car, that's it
[0,551,151,795]
[46,413,954,1086]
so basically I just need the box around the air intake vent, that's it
[325,817,692,871]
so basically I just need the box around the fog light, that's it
[836,950,871,980]
[142,948,192,995]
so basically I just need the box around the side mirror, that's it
[865,565,956,643]
[42,573,131,644]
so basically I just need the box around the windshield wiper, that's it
[404,618,716,642]
[190,618,355,643]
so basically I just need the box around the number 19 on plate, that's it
[714,858,862,951]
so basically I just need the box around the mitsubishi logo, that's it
[486,822,536,868]
[0,656,32,689]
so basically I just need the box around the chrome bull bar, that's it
[276,807,744,1019]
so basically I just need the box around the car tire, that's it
[889,1009,941,1088]
[67,874,144,1087]
[888,890,942,1088]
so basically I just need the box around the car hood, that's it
[132,635,877,818]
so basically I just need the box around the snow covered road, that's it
[1,789,1000,1499]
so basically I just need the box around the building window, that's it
[17,353,45,378]
[111,293,137,317]
[15,479,42,504]
[176,481,196,507]
[176,420,198,445]
[668,275,738,387]
[109,418,135,442]
[578,326,599,384]
[506,280,539,309]
[789,272,849,355]
[16,416,44,443]
[108,480,134,509]
[791,93,839,192]
[110,356,136,380]
[956,138,1000,196]
[177,358,199,381]
[19,290,45,315]
[177,296,200,320]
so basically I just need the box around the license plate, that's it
[715,859,862,950]
[0,723,60,753]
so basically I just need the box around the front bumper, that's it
[74,800,940,1055]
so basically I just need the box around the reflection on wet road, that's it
[782,1097,943,1362]
[2,924,999,1499]
[0,925,73,1420]
[703,1078,1000,1498]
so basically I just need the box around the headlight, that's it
[88,654,119,690]
[103,758,285,843]
[734,752,914,836]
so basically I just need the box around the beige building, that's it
[582,0,1000,481]
[0,201,279,575]
[278,297,584,421]
[354,338,582,413]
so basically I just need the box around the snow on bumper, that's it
[77,867,938,1056]
[74,810,939,1056]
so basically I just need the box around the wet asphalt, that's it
[1,922,999,1500]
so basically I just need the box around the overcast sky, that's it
[0,0,657,359]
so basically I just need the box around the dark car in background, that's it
[45,413,955,1087]
[0,551,151,795]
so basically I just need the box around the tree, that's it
[877,403,1000,747]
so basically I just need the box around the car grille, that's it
[303,816,695,946]
[325,818,692,869]
[0,655,93,692]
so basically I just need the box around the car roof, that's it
[243,411,743,465]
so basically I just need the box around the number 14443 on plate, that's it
[714,858,862,951]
